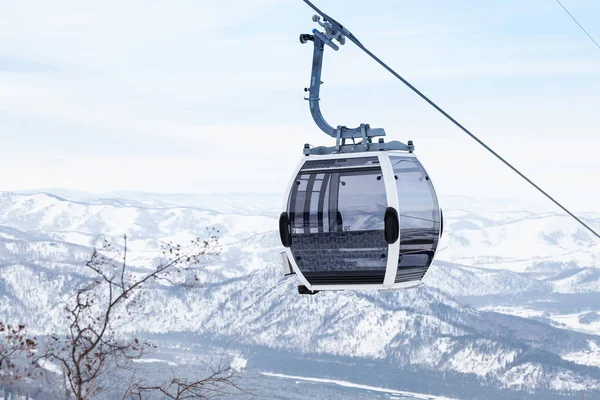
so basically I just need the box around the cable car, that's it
[279,14,442,293]
[278,3,600,295]
[280,151,442,293]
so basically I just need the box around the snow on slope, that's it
[2,190,600,396]
[437,213,600,273]
[563,341,600,367]
[546,268,600,293]
[0,191,281,278]
[4,258,600,393]
[424,261,550,296]
[500,362,599,391]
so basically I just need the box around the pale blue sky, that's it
[0,0,599,210]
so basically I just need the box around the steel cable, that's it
[555,0,600,51]
[302,0,600,239]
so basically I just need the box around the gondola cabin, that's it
[279,151,442,294]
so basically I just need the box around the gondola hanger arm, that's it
[300,13,385,141]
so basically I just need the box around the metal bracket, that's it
[300,16,385,142]
[334,126,342,152]
[360,124,369,151]
[304,139,413,156]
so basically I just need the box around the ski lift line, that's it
[555,0,600,51]
[301,0,600,240]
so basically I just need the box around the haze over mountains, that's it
[1,190,599,399]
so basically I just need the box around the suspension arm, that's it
[302,33,385,140]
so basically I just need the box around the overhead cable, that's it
[555,0,600,51]
[301,0,600,239]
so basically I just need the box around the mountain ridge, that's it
[1,190,599,397]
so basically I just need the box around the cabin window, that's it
[288,158,388,277]
[390,156,440,274]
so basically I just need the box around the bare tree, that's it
[131,360,246,400]
[0,322,38,382]
[38,228,241,400]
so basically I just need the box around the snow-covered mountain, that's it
[1,190,599,399]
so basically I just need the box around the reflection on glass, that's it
[390,156,440,277]
[338,171,387,232]
[287,159,388,279]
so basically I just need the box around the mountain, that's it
[1,190,600,399]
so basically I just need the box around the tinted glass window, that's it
[337,171,386,232]
[390,156,440,273]
[287,159,388,277]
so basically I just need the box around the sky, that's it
[0,0,599,211]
